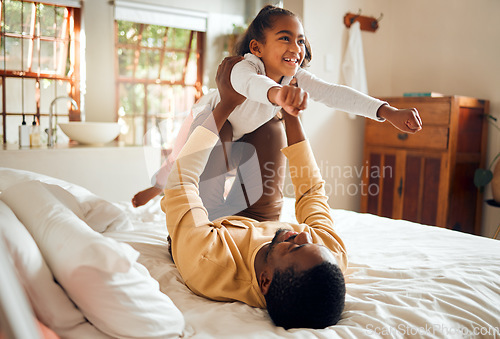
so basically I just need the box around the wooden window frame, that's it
[0,0,80,145]
[114,20,204,145]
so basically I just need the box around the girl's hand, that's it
[377,105,422,133]
[268,79,308,116]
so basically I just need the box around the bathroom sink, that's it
[58,122,120,145]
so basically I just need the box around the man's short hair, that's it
[264,261,345,329]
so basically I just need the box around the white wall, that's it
[82,0,116,122]
[0,146,158,202]
[297,0,500,237]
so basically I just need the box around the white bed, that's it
[1,167,499,339]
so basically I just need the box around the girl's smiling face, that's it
[250,15,306,83]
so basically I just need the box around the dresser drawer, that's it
[362,95,489,236]
[365,122,449,150]
[382,97,451,126]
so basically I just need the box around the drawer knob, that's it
[397,133,409,140]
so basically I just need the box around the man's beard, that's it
[265,228,296,262]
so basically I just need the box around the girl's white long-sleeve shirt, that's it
[193,53,386,140]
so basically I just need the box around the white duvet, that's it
[1,167,499,338]
[112,197,500,339]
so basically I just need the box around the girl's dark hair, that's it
[233,5,312,68]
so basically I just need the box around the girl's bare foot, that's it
[132,186,163,207]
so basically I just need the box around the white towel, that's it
[342,21,368,119]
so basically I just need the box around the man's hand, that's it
[216,56,246,109]
[377,104,422,133]
[209,56,246,133]
[268,79,308,116]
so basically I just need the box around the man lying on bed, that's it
[161,56,347,329]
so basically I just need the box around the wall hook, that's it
[350,9,362,24]
[344,11,381,32]
[371,13,384,29]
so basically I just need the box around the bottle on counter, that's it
[30,115,41,147]
[19,115,30,148]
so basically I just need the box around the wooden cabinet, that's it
[360,96,489,235]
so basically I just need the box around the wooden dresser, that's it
[360,96,489,235]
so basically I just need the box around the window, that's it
[0,0,81,145]
[115,20,204,146]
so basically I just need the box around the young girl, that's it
[132,5,421,207]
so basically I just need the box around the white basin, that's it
[58,122,120,145]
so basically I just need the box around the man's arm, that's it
[161,56,245,276]
[281,110,346,269]
[209,56,245,132]
[281,109,337,234]
[282,110,304,146]
[281,110,324,207]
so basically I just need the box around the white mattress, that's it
[109,197,500,339]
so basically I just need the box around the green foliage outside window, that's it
[115,20,203,146]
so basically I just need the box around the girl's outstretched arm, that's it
[377,104,422,133]
[295,68,422,132]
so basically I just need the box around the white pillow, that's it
[0,167,133,233]
[1,180,185,338]
[0,201,110,338]
[67,263,185,338]
[1,181,137,274]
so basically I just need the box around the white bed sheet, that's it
[109,197,500,339]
